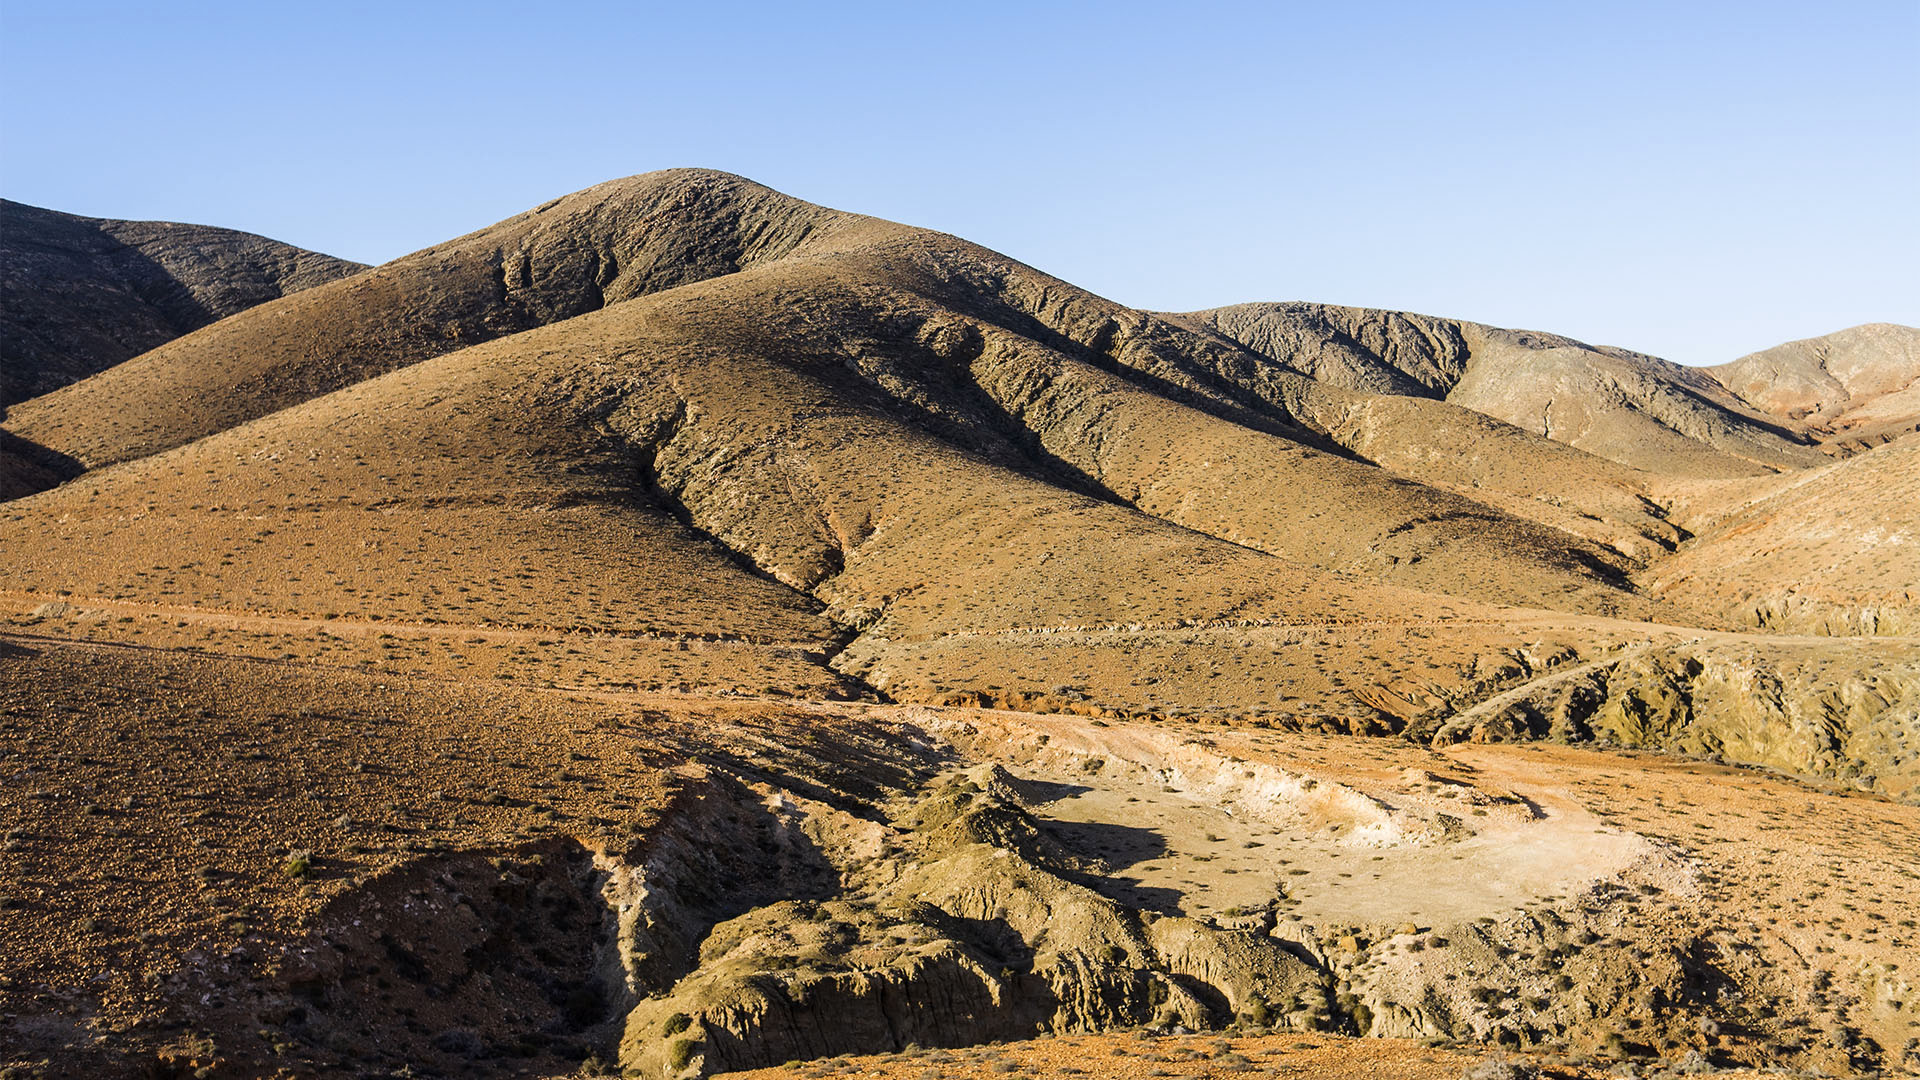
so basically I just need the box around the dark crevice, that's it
[606,405,885,703]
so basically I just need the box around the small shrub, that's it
[661,1012,692,1036]
[430,1028,483,1056]
[1670,1049,1714,1074]
[1460,1055,1539,1080]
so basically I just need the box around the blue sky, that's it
[2,0,1914,364]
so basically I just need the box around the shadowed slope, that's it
[0,430,82,501]
[0,199,364,406]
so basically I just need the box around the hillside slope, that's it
[1642,433,1920,634]
[1710,322,1920,450]
[0,172,876,468]
[1185,301,1830,476]
[0,199,364,406]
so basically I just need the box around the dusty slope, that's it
[1710,322,1920,450]
[1185,302,1828,476]
[0,199,364,407]
[3,641,1914,1078]
[0,172,877,470]
[1639,433,1920,635]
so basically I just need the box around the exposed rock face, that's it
[1172,302,1475,399]
[1432,638,1920,802]
[0,199,364,406]
[1711,323,1920,448]
[1338,870,1719,1056]
[617,766,1321,1077]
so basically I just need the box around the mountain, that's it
[6,167,1914,747]
[1710,322,1920,450]
[0,173,863,468]
[2,171,1917,1079]
[0,199,364,407]
[0,171,1660,626]
[1180,301,1830,476]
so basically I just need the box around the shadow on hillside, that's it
[0,427,85,500]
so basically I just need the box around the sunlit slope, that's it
[1711,322,1920,450]
[1,170,880,469]
[1186,301,1829,476]
[1642,434,1920,634]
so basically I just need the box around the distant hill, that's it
[1179,302,1834,476]
[0,199,364,407]
[1711,322,1920,450]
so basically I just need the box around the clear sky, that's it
[2,0,1914,364]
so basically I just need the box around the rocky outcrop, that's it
[0,199,364,406]
[618,766,1321,1077]
[1433,639,1920,802]
[1182,302,1475,399]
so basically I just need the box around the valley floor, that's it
[2,619,1916,1078]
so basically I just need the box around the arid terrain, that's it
[1,170,1915,1079]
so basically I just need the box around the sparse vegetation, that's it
[0,169,1914,1080]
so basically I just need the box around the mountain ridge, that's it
[0,198,365,407]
